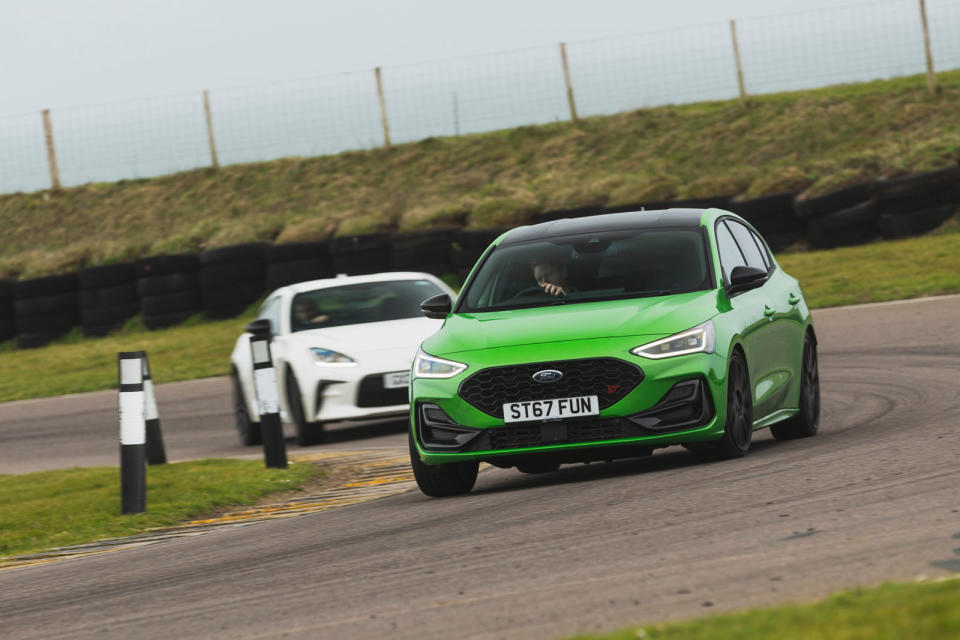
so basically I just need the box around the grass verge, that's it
[0,458,321,558]
[570,578,960,640]
[0,227,957,404]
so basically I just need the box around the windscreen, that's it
[458,229,710,313]
[290,279,443,332]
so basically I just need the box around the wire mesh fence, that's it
[1,0,958,195]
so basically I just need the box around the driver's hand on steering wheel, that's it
[540,281,567,297]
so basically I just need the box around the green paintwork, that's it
[411,208,813,466]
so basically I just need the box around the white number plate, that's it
[503,395,599,423]
[383,371,410,389]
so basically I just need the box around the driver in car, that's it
[292,298,330,327]
[532,259,573,297]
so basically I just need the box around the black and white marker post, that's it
[142,352,167,465]
[118,351,147,514]
[249,326,287,469]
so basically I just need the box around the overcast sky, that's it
[0,0,866,116]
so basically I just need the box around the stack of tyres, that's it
[795,181,878,249]
[265,242,336,290]
[14,274,78,348]
[137,254,201,329]
[199,243,267,319]
[329,234,392,276]
[0,280,14,343]
[876,167,960,239]
[728,192,805,251]
[78,263,139,336]
[390,230,455,278]
[450,229,506,284]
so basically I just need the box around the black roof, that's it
[499,209,706,245]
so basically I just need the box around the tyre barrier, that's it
[78,263,139,337]
[14,273,78,348]
[390,230,455,277]
[199,243,267,320]
[137,254,201,330]
[265,242,335,290]
[2,166,958,348]
[0,279,15,343]
[330,233,392,275]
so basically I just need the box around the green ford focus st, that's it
[409,208,820,497]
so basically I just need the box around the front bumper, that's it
[410,337,729,465]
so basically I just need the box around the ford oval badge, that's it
[532,369,563,384]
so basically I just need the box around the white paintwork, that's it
[230,272,455,428]
[143,379,159,421]
[253,367,279,415]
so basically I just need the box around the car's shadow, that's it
[471,438,782,496]
[287,417,409,447]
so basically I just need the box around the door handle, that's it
[788,293,800,305]
[763,305,775,317]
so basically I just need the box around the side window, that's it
[715,221,746,284]
[749,230,772,271]
[726,221,768,272]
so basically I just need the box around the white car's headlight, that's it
[309,347,357,366]
[413,349,467,379]
[631,321,715,359]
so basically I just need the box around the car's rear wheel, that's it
[286,369,324,446]
[409,429,479,497]
[691,350,753,460]
[232,370,261,446]
[771,333,820,440]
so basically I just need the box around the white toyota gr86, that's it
[230,272,455,446]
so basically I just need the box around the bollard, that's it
[118,351,147,514]
[248,323,287,468]
[142,352,167,465]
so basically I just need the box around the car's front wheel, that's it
[286,369,324,446]
[409,429,479,497]
[232,370,261,446]
[771,333,820,440]
[690,350,753,460]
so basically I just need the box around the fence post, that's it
[118,352,147,514]
[729,20,748,103]
[374,67,392,148]
[203,90,220,168]
[918,0,937,95]
[559,42,579,122]
[249,324,287,469]
[142,353,167,465]
[41,109,62,190]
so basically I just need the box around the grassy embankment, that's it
[1,71,960,278]
[571,578,960,640]
[0,459,321,558]
[0,225,957,404]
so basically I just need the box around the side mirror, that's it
[421,294,452,320]
[245,318,273,336]
[727,266,767,295]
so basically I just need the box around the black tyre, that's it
[794,181,876,219]
[265,241,332,263]
[78,263,136,289]
[771,334,820,440]
[143,310,195,330]
[136,254,199,278]
[266,260,336,289]
[80,284,139,308]
[141,291,201,316]
[81,303,139,328]
[453,229,505,250]
[329,233,392,255]
[693,350,753,460]
[729,192,803,234]
[0,319,16,342]
[136,273,200,297]
[0,279,13,300]
[14,312,76,333]
[879,205,957,239]
[390,230,454,252]
[14,292,77,316]
[198,262,265,288]
[16,331,64,349]
[232,371,262,446]
[14,274,77,299]
[199,243,267,266]
[286,370,323,446]
[408,428,479,497]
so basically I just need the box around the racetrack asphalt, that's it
[0,295,958,639]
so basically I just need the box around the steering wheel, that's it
[512,285,548,298]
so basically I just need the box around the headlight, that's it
[413,349,467,379]
[631,321,715,359]
[309,347,356,365]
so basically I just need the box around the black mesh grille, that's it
[458,358,643,418]
[357,374,408,408]
[485,418,637,450]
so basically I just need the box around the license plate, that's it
[383,371,410,389]
[502,395,599,423]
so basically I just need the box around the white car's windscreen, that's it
[291,279,444,332]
